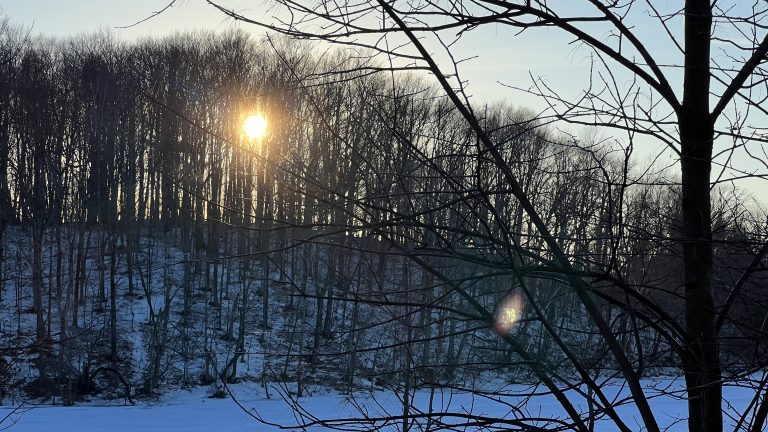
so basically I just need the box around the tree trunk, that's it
[32,225,45,343]
[109,233,118,360]
[681,2,721,431]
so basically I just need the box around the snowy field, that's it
[0,378,759,431]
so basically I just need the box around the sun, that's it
[243,114,268,139]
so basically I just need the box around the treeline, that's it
[0,27,766,402]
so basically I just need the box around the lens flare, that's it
[494,292,523,333]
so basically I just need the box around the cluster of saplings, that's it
[0,26,765,403]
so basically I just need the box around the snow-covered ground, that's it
[0,378,759,431]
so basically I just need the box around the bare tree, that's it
[203,1,768,431]
[1,14,767,431]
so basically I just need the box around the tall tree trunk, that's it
[109,233,118,360]
[32,224,45,344]
[681,2,721,431]
[72,228,87,327]
[56,226,65,340]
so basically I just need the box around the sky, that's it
[1,0,585,106]
[2,0,766,206]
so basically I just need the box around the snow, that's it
[2,384,276,432]
[0,378,760,431]
[0,231,763,431]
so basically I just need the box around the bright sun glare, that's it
[243,114,268,139]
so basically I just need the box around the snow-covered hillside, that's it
[0,224,514,405]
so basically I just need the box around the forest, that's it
[1,4,768,431]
